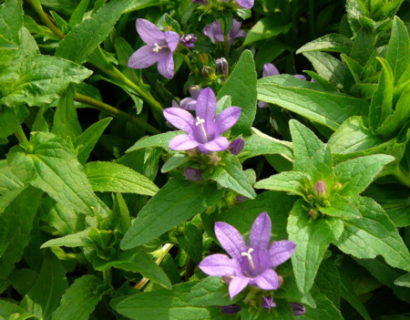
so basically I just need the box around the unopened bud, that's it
[184,168,203,181]
[201,66,213,78]
[228,138,244,155]
[216,57,229,79]
[181,34,197,48]
[261,296,276,310]
[314,180,327,196]
[289,303,305,316]
[220,305,240,314]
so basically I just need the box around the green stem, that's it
[74,93,160,134]
[103,268,112,286]
[26,0,65,39]
[394,166,410,188]
[15,126,29,145]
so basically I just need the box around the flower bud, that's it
[181,34,197,48]
[220,305,240,314]
[192,0,208,4]
[261,296,277,310]
[201,66,213,78]
[216,57,229,79]
[228,137,244,155]
[184,168,203,181]
[289,303,305,316]
[314,180,327,197]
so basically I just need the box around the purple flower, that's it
[128,19,180,79]
[289,303,305,316]
[235,0,254,9]
[261,296,277,309]
[176,85,201,111]
[203,20,245,45]
[163,88,241,153]
[181,34,197,48]
[184,168,203,181]
[199,212,296,298]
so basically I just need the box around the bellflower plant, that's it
[199,212,296,298]
[203,20,245,45]
[163,87,241,153]
[128,19,180,79]
[171,85,201,111]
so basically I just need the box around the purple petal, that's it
[258,101,268,108]
[289,303,306,316]
[199,254,238,276]
[215,106,241,135]
[262,296,276,309]
[179,97,197,111]
[229,20,246,43]
[250,212,272,251]
[157,53,174,79]
[203,21,224,43]
[236,0,254,8]
[263,63,280,77]
[163,107,195,133]
[202,136,229,152]
[215,221,247,260]
[294,74,306,80]
[168,134,199,150]
[164,31,180,52]
[128,45,160,69]
[254,269,280,290]
[269,240,296,268]
[189,86,201,99]
[196,88,216,124]
[228,277,249,299]
[136,19,164,44]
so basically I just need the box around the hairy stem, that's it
[26,0,65,39]
[15,125,29,145]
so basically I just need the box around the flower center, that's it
[195,116,208,143]
[152,43,164,53]
[241,248,255,271]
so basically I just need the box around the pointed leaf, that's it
[255,171,309,196]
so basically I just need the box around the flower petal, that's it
[294,74,306,80]
[254,269,280,290]
[163,107,195,133]
[203,21,224,43]
[236,0,254,9]
[199,254,239,276]
[196,88,216,124]
[136,19,164,44]
[269,240,296,268]
[215,221,247,260]
[180,97,197,111]
[215,107,241,135]
[228,277,249,299]
[128,45,160,69]
[263,63,280,77]
[168,134,199,151]
[164,31,180,52]
[202,136,229,152]
[249,212,272,251]
[157,53,174,79]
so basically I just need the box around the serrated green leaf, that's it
[126,131,181,153]
[7,132,109,216]
[258,75,366,130]
[287,200,334,294]
[0,55,92,107]
[386,16,410,84]
[243,16,291,45]
[315,259,341,307]
[297,34,353,54]
[335,197,410,272]
[121,178,223,249]
[334,154,394,196]
[52,275,108,320]
[299,290,344,320]
[85,161,158,196]
[302,52,345,86]
[319,195,361,219]
[218,50,257,135]
[56,0,131,63]
[0,0,22,45]
[255,171,309,196]
[161,154,188,173]
[75,117,112,164]
[112,277,232,320]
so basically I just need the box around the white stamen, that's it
[241,248,255,270]
[195,117,205,126]
[152,43,162,53]
[195,117,208,142]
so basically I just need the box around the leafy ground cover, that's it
[0,0,410,319]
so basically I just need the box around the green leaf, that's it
[315,259,341,307]
[161,154,188,173]
[239,128,292,161]
[7,132,109,216]
[299,290,344,320]
[210,154,256,199]
[297,34,353,54]
[335,197,410,272]
[0,187,42,278]
[68,0,90,27]
[243,16,291,45]
[0,301,27,319]
[177,224,203,263]
[334,154,394,196]
[75,117,112,164]
[41,229,91,248]
[289,120,333,181]
[257,75,367,130]
[21,254,67,320]
[319,195,361,219]
[126,131,181,153]
[52,275,108,320]
[0,55,92,107]
[0,105,28,139]
[0,0,22,46]
[121,178,223,249]
[255,171,309,196]
[386,16,410,84]
[218,50,257,135]
[0,160,24,194]
[56,0,131,63]
[85,161,159,196]
[112,277,232,320]
[395,273,410,288]
[302,52,345,86]
[287,200,334,294]
[368,57,394,131]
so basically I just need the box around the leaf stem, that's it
[26,0,65,39]
[394,166,410,188]
[15,125,29,145]
[74,93,160,134]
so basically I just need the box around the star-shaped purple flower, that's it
[203,20,246,45]
[128,19,180,79]
[163,87,241,153]
[218,0,254,8]
[199,212,296,299]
